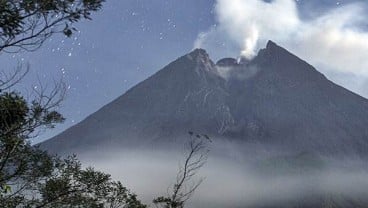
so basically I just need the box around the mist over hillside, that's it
[79,140,368,208]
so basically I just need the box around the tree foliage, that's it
[0,79,147,207]
[0,0,104,53]
[0,1,147,207]
[0,85,65,195]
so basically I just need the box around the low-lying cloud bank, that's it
[79,143,368,207]
[195,0,368,97]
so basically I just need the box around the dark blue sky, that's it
[0,0,364,142]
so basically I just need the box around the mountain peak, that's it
[185,48,216,73]
[260,40,288,56]
[252,40,327,82]
[266,40,278,49]
[187,48,210,60]
[256,40,310,66]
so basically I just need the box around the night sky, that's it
[1,0,366,143]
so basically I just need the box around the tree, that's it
[0,1,147,207]
[0,75,147,208]
[1,154,147,208]
[0,0,104,53]
[153,132,211,208]
[0,76,146,207]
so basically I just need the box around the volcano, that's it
[41,41,368,157]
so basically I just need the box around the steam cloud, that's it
[194,0,368,82]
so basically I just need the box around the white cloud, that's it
[194,0,368,96]
[215,0,300,58]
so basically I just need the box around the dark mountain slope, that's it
[223,41,368,155]
[41,49,231,153]
[41,41,368,157]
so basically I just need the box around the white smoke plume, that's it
[194,0,368,87]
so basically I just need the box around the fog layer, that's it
[78,140,368,207]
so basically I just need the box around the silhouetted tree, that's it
[0,1,147,207]
[0,79,146,207]
[153,132,210,208]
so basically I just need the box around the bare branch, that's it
[153,132,211,208]
[0,63,29,92]
[0,77,66,140]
